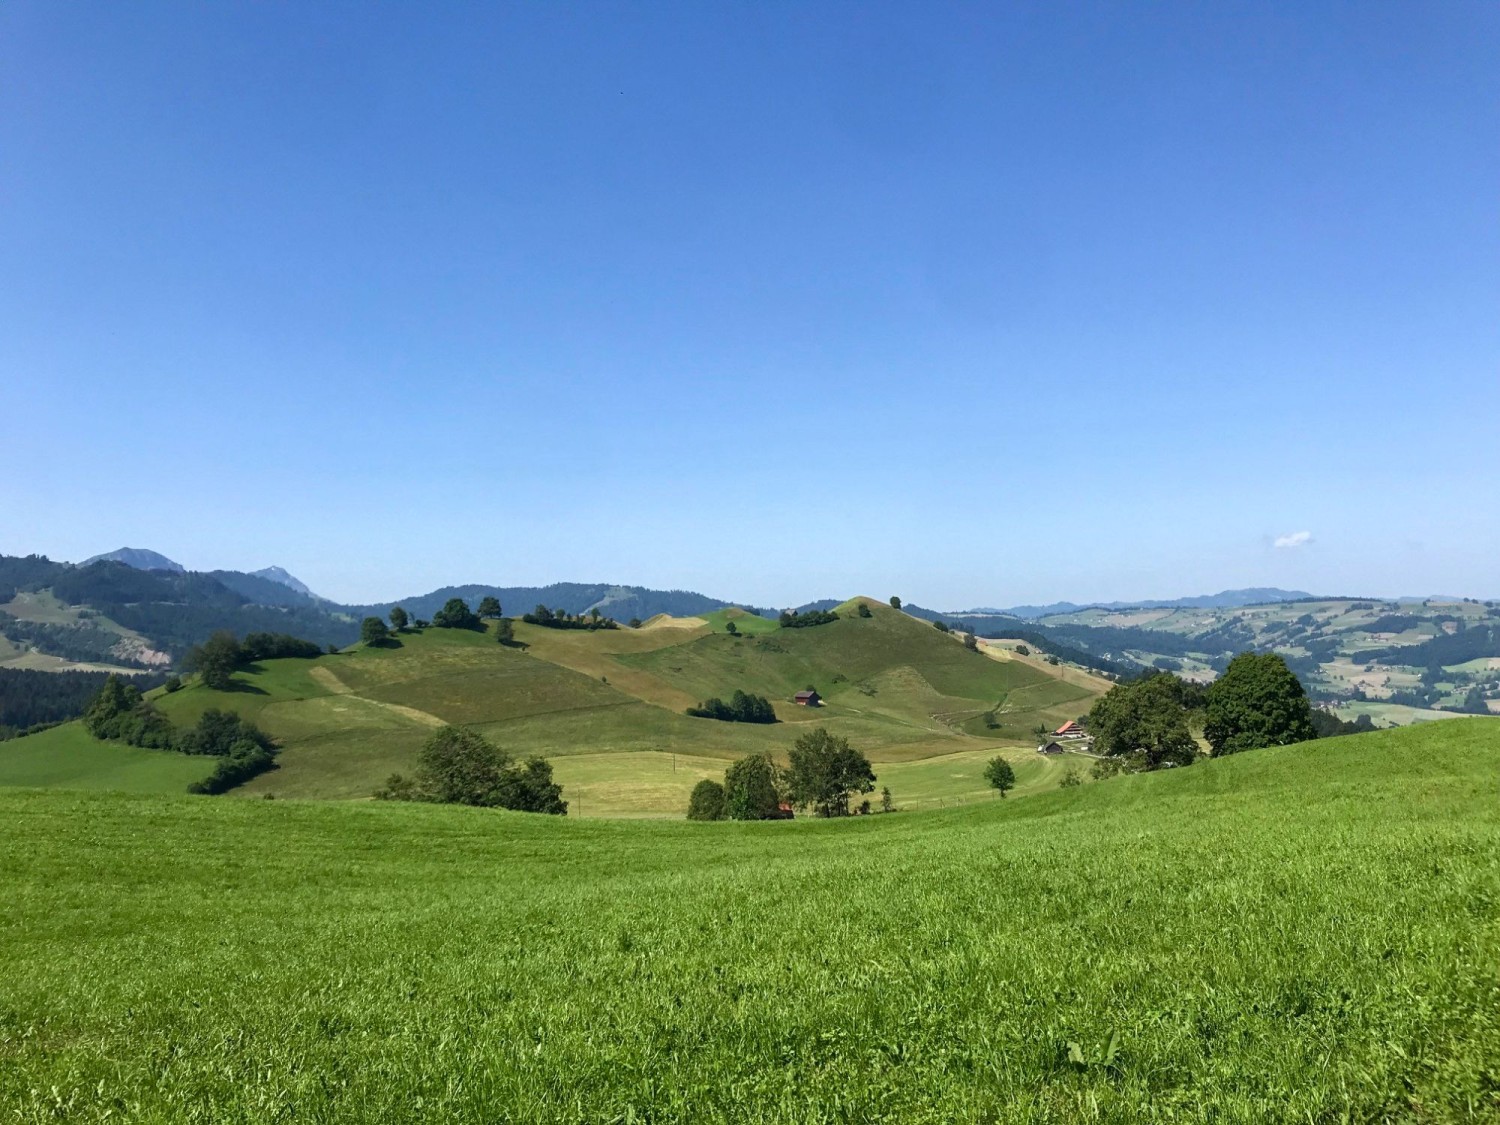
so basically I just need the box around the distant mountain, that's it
[251,566,319,599]
[980,588,1318,620]
[81,548,184,573]
[207,570,323,610]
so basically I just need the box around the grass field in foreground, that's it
[2,719,1497,1122]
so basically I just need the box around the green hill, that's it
[0,601,1107,812]
[2,720,1496,1120]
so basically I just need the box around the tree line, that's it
[778,609,839,629]
[522,604,620,631]
[686,728,877,820]
[686,689,777,724]
[82,674,280,793]
[186,630,324,690]
[0,667,166,738]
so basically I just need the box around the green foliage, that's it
[889,596,901,609]
[477,597,502,619]
[162,675,182,693]
[432,598,483,631]
[963,631,979,651]
[521,605,619,631]
[240,633,324,662]
[377,725,566,814]
[933,620,951,633]
[389,606,409,631]
[186,630,242,690]
[785,727,875,817]
[82,675,176,749]
[723,753,782,820]
[686,779,728,821]
[360,617,390,646]
[983,756,1016,796]
[1058,766,1082,788]
[686,689,776,724]
[628,617,643,629]
[1088,673,1200,769]
[724,620,738,635]
[0,667,140,731]
[176,708,274,757]
[856,603,872,618]
[778,609,839,629]
[1090,756,1126,780]
[1204,653,1317,757]
[187,745,278,794]
[880,785,894,812]
[494,618,515,645]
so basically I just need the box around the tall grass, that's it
[2,719,1497,1121]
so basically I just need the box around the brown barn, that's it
[794,690,821,707]
[1038,741,1067,755]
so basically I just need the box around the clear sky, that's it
[3,2,1497,608]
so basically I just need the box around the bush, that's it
[687,779,728,821]
[1059,768,1082,788]
[188,744,278,794]
[162,675,182,693]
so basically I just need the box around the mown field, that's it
[2,719,1497,1122]
[0,601,1107,813]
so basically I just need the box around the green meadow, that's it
[2,719,1497,1122]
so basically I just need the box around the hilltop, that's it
[3,599,1108,815]
[3,719,1497,1120]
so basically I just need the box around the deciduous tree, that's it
[785,728,875,817]
[1203,653,1316,756]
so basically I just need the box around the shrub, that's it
[687,779,728,821]
[375,726,566,814]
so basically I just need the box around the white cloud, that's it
[1273,530,1313,550]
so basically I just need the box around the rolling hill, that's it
[1,599,1107,815]
[2,719,1496,1119]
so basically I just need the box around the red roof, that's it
[1054,721,1082,735]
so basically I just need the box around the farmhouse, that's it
[1052,720,1086,739]
[793,690,821,707]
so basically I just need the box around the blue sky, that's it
[3,2,1496,607]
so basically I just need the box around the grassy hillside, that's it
[2,720,1496,1121]
[0,602,1109,812]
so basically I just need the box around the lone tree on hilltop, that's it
[360,616,390,646]
[723,753,782,820]
[1203,652,1317,757]
[725,620,738,635]
[389,605,409,632]
[964,632,979,651]
[686,779,728,821]
[889,596,901,609]
[187,630,242,691]
[477,596,502,619]
[433,597,482,630]
[984,756,1016,797]
[785,727,875,818]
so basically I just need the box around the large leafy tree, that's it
[785,728,875,817]
[360,616,389,646]
[477,596,502,619]
[1087,672,1200,769]
[1203,652,1317,756]
[186,630,242,691]
[388,606,409,631]
[723,753,782,820]
[432,598,482,631]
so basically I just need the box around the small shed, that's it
[794,690,821,707]
[1038,741,1067,755]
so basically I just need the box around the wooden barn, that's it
[794,690,821,707]
[1037,741,1067,755]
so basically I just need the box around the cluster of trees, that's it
[686,689,777,723]
[82,676,280,792]
[0,667,167,737]
[521,605,620,631]
[186,630,321,690]
[686,728,876,820]
[1086,653,1319,769]
[778,609,839,629]
[376,726,566,814]
[433,598,483,630]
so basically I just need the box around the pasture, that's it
[1,719,1496,1121]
